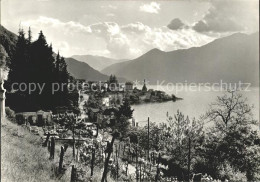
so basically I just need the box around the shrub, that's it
[218,163,247,182]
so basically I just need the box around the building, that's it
[16,110,52,126]
[125,82,134,91]
[88,108,100,123]
[102,97,110,107]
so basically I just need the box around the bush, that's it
[218,163,247,182]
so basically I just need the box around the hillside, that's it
[1,117,113,181]
[65,57,109,81]
[0,25,18,68]
[72,55,127,71]
[1,118,71,182]
[0,25,17,58]
[101,32,259,85]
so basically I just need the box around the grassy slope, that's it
[1,119,116,182]
[1,119,71,182]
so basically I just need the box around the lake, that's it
[132,85,259,127]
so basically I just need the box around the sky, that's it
[1,0,259,59]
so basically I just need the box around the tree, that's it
[108,74,118,84]
[7,28,77,112]
[138,122,163,152]
[205,90,256,133]
[7,28,32,111]
[8,28,29,85]
[117,99,134,119]
[199,91,260,181]
[108,74,118,92]
[166,110,204,181]
[28,27,32,43]
[113,115,130,138]
[54,53,70,107]
[87,94,101,109]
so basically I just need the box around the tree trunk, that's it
[101,131,118,182]
[50,137,55,160]
[59,146,64,172]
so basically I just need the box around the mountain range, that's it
[72,55,127,71]
[102,32,259,85]
[1,25,259,86]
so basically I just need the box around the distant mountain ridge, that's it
[2,25,258,85]
[72,54,127,71]
[102,32,259,85]
[65,57,109,81]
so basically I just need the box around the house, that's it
[16,110,52,126]
[102,97,110,107]
[125,82,134,91]
[55,106,69,114]
[88,108,100,123]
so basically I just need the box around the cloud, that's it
[121,22,151,33]
[139,2,160,14]
[90,22,120,37]
[20,16,216,59]
[90,21,215,59]
[20,16,97,57]
[21,16,92,35]
[193,0,259,33]
[167,18,186,30]
[106,13,115,17]
[55,41,70,53]
[101,5,117,9]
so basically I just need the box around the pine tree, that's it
[59,56,69,83]
[28,27,32,43]
[7,28,77,112]
[29,30,56,110]
[54,53,70,107]
[8,28,28,84]
[7,28,34,111]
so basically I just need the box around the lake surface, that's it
[132,85,259,127]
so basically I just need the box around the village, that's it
[7,75,189,181]
[14,76,179,140]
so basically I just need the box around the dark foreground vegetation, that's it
[5,28,79,113]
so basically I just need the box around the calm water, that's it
[132,85,259,126]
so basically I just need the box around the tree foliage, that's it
[197,91,260,181]
[7,28,77,112]
[116,98,134,119]
[166,111,204,180]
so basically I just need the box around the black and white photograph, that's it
[0,0,259,181]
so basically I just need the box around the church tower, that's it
[142,79,147,92]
